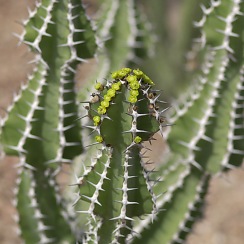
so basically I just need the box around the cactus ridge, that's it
[13,156,78,243]
[1,61,47,158]
[166,0,244,173]
[14,165,48,243]
[129,172,210,244]
[165,173,210,244]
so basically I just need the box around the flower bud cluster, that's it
[89,68,162,144]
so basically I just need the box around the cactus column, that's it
[75,68,168,243]
[0,0,96,243]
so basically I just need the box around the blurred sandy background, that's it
[0,1,243,243]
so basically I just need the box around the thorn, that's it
[76,56,89,63]
[16,113,38,122]
[232,135,244,140]
[223,163,237,170]
[191,160,203,171]
[80,194,92,202]
[73,28,85,33]
[16,162,36,171]
[110,216,134,221]
[84,142,101,148]
[201,134,213,143]
[5,145,27,154]
[140,145,152,151]
[231,149,244,155]
[177,140,201,151]
[82,125,96,130]
[18,129,41,141]
[216,29,239,37]
[123,129,151,134]
[65,142,81,147]
[76,210,90,214]
[124,142,137,152]
[95,171,110,180]
[64,112,76,118]
[72,194,81,206]
[62,124,76,131]
[12,32,23,45]
[59,40,84,47]
[73,114,88,122]
[160,123,174,128]
[158,106,171,116]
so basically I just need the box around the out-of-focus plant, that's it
[0,0,243,243]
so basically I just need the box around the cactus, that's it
[75,67,168,243]
[1,0,96,243]
[0,0,243,244]
[128,0,244,243]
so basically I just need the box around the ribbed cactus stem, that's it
[0,0,96,243]
[129,0,244,243]
[75,68,167,243]
[0,0,243,243]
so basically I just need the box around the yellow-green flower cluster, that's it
[93,116,101,126]
[133,69,154,86]
[97,106,106,115]
[110,68,154,104]
[126,75,140,103]
[111,68,154,86]
[96,81,122,116]
[112,81,122,91]
[142,74,154,86]
[134,136,142,144]
[95,135,103,143]
[92,68,155,144]
[111,68,132,79]
[94,82,104,91]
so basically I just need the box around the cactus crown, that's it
[90,68,160,144]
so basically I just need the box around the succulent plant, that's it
[75,67,168,243]
[0,0,243,243]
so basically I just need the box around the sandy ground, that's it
[0,1,244,244]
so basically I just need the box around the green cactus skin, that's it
[74,68,168,243]
[0,0,243,243]
[0,0,96,243]
[166,0,244,173]
[128,1,244,243]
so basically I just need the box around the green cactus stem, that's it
[128,0,244,243]
[0,0,96,243]
[74,68,168,243]
[0,0,243,243]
